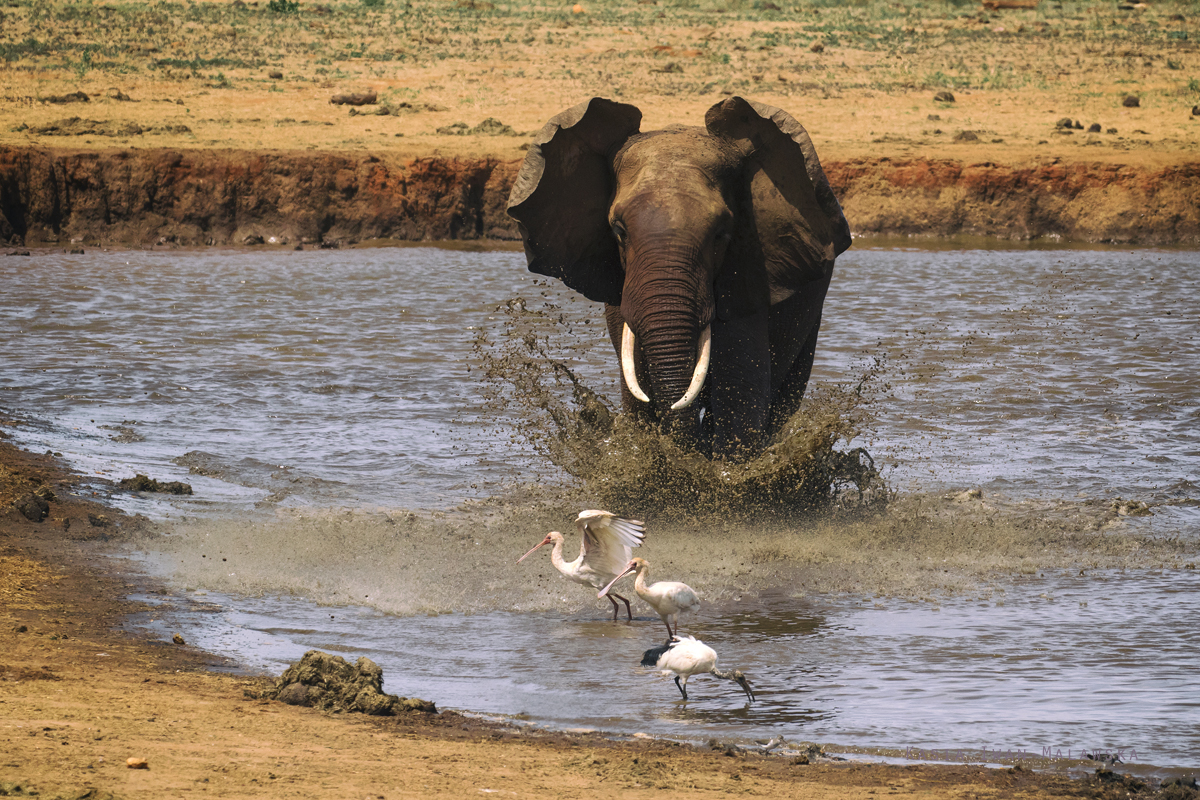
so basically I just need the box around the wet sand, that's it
[0,428,1171,799]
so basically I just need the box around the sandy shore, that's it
[0,425,1176,799]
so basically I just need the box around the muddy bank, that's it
[2,146,1198,249]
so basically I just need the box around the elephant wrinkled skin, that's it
[507,97,851,460]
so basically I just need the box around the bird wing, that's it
[576,510,644,576]
[649,581,701,614]
[658,636,715,674]
[640,640,677,668]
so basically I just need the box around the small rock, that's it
[1122,94,1140,108]
[1192,105,1199,116]
[1107,127,1118,134]
[953,130,979,141]
[87,513,111,527]
[126,757,149,769]
[1088,123,1101,132]
[810,41,825,53]
[329,91,377,106]
[1073,120,1084,130]
[1055,117,1074,129]
[934,91,955,103]
[34,485,57,503]
[953,488,984,502]
[45,91,90,104]
[172,633,186,645]
[268,70,283,79]
[927,114,941,121]
[242,234,265,246]
[105,88,133,101]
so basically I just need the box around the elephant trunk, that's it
[621,280,714,421]
[622,323,710,410]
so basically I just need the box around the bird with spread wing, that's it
[517,510,645,620]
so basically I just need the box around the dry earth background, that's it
[1,0,1199,245]
[3,1,1200,798]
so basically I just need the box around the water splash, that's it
[472,295,889,519]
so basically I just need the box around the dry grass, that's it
[0,0,1197,162]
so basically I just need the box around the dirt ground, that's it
[3,0,1199,248]
[0,424,1180,799]
[1,0,1197,167]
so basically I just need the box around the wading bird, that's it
[517,510,645,620]
[641,636,755,703]
[598,557,700,640]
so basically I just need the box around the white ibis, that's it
[597,557,700,639]
[640,636,755,703]
[517,510,645,620]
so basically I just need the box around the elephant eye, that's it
[611,221,627,246]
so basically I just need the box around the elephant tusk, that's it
[670,325,711,411]
[621,322,650,403]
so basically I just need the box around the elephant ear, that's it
[507,98,642,305]
[705,97,851,316]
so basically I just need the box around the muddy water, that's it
[2,245,1198,775]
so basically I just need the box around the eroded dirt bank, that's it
[0,146,522,248]
[2,146,1198,249]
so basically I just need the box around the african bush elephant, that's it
[506,97,851,460]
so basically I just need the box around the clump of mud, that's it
[118,473,193,495]
[262,650,437,715]
[473,295,888,519]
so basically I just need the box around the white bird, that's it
[640,636,755,702]
[517,510,645,620]
[597,557,700,640]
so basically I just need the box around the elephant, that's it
[506,97,851,460]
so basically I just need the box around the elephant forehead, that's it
[615,130,735,191]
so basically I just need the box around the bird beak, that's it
[738,677,756,703]
[597,561,637,598]
[517,535,552,564]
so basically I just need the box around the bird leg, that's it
[660,614,675,641]
[604,593,621,620]
[674,675,688,701]
[609,591,634,621]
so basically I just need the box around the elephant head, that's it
[507,97,850,460]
